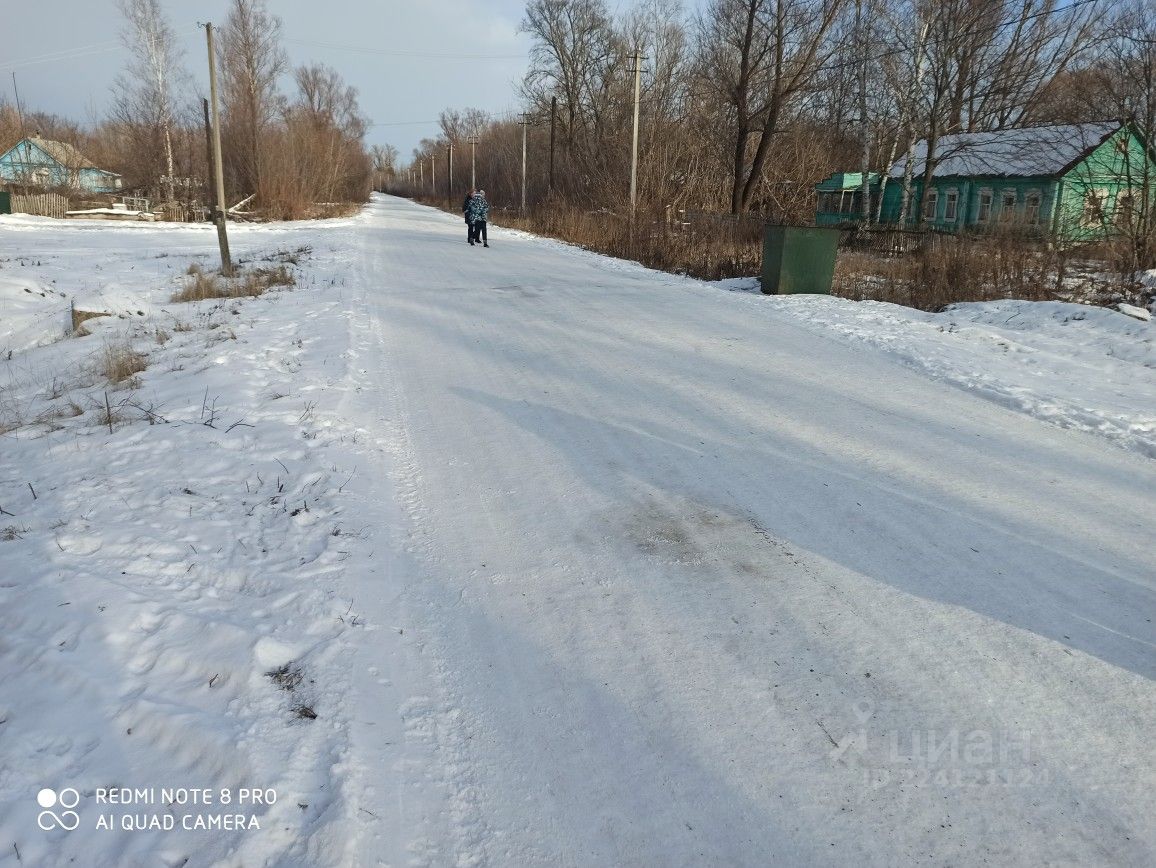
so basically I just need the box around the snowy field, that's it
[1,195,1153,867]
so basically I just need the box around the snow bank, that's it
[0,276,72,354]
[731,292,1156,457]
[0,218,375,866]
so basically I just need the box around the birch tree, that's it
[112,0,187,203]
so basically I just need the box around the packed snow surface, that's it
[1,196,1153,867]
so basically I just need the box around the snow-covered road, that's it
[1,194,1153,866]
[338,198,1154,865]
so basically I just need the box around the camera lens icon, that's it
[37,788,80,831]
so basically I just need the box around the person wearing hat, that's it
[462,189,476,244]
[467,189,490,247]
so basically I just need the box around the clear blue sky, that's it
[2,0,542,156]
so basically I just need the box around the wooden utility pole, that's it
[549,96,557,195]
[468,135,479,190]
[628,50,643,249]
[447,143,453,198]
[201,98,214,203]
[431,156,436,199]
[204,23,232,276]
[519,114,530,215]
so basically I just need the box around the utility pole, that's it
[549,96,557,195]
[203,23,232,276]
[201,98,214,211]
[419,158,423,194]
[519,113,530,215]
[468,135,479,190]
[628,50,644,250]
[447,143,453,199]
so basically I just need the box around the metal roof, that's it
[889,122,1121,179]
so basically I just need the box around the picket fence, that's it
[10,192,71,219]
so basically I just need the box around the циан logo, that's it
[37,788,80,831]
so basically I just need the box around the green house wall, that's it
[870,127,1155,242]
[1051,128,1153,242]
[879,177,1060,233]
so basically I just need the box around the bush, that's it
[171,263,295,303]
[99,340,148,384]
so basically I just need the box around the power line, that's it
[0,24,200,73]
[284,37,525,61]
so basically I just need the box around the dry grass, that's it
[172,263,295,303]
[470,204,764,282]
[831,234,1068,310]
[309,203,361,219]
[99,340,148,385]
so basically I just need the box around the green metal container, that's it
[0,191,10,215]
[761,225,838,295]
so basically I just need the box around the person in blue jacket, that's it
[467,190,490,248]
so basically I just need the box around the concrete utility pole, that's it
[468,135,479,190]
[629,50,644,249]
[419,159,423,193]
[519,113,530,215]
[431,156,436,198]
[447,143,453,198]
[204,23,233,276]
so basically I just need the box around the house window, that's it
[944,189,959,222]
[1115,192,1135,228]
[999,190,1017,222]
[1024,191,1041,226]
[1081,189,1107,226]
[977,189,993,223]
[923,189,938,221]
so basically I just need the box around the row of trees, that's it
[396,0,1155,238]
[2,0,372,219]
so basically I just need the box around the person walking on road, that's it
[468,189,490,248]
[462,189,476,245]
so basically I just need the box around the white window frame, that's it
[1024,190,1042,226]
[999,190,1018,223]
[977,189,993,223]
[1081,189,1108,227]
[944,188,959,222]
[922,189,939,221]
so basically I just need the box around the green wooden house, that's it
[815,122,1155,242]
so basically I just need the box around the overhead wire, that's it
[0,24,201,73]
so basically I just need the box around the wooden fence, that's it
[10,192,71,219]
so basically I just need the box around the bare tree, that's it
[111,0,187,203]
[696,0,845,214]
[217,0,287,199]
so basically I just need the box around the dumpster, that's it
[761,225,838,295]
[0,191,9,215]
